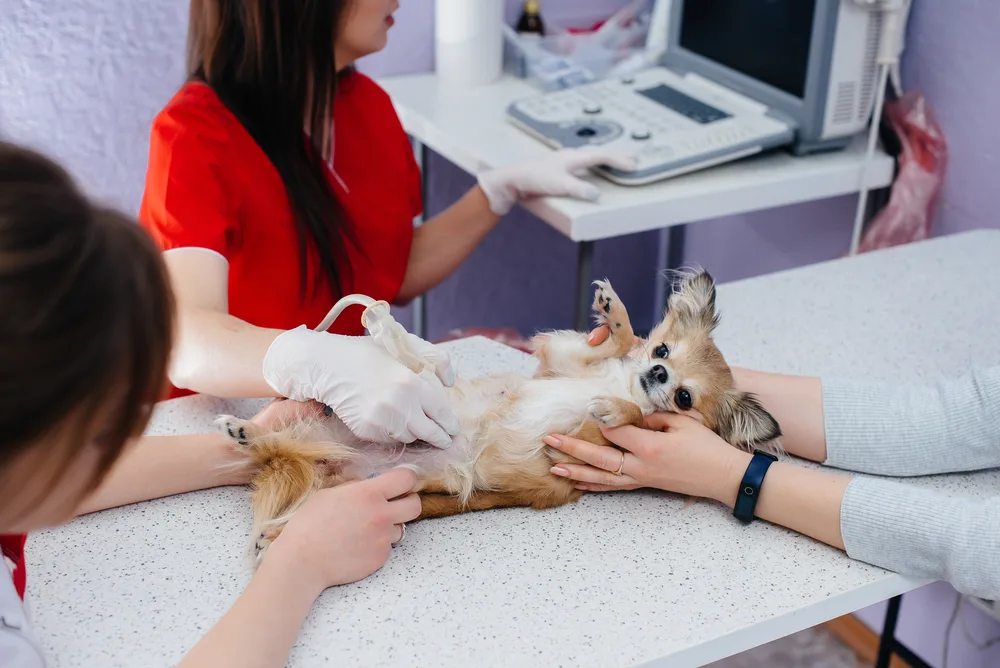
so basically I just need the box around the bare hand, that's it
[545,413,747,503]
[587,325,643,356]
[263,468,421,593]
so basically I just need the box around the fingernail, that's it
[445,367,455,387]
[550,466,570,477]
[587,330,598,344]
[543,435,562,448]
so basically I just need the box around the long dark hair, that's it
[187,0,358,301]
[0,142,174,517]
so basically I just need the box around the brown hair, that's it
[0,142,175,516]
[186,0,360,303]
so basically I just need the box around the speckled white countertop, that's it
[24,230,1000,668]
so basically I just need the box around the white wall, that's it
[0,0,189,214]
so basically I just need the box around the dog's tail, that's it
[251,436,355,521]
[220,417,358,560]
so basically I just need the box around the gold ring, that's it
[392,523,406,547]
[612,450,626,476]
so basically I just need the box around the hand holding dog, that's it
[588,323,643,354]
[546,413,752,506]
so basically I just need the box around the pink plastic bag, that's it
[858,90,948,253]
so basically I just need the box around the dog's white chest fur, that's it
[502,361,645,438]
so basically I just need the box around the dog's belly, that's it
[336,374,526,481]
[333,370,637,486]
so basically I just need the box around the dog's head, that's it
[632,270,781,451]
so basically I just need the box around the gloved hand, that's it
[476,146,638,216]
[262,326,461,449]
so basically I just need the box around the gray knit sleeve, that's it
[821,365,1000,476]
[841,476,1000,600]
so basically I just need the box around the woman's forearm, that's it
[730,367,827,462]
[396,186,500,302]
[77,433,252,515]
[171,307,282,398]
[714,450,850,550]
[178,557,322,668]
[163,249,282,398]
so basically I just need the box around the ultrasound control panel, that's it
[506,67,796,185]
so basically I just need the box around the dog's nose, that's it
[649,365,669,384]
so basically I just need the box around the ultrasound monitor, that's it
[665,0,884,153]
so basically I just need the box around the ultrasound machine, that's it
[506,0,906,186]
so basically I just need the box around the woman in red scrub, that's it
[140,0,633,449]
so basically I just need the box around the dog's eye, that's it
[675,389,693,410]
[653,344,669,359]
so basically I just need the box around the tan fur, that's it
[219,273,781,564]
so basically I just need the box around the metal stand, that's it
[574,240,596,331]
[652,224,687,328]
[875,595,933,668]
[411,140,430,339]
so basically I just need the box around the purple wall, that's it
[359,0,1000,665]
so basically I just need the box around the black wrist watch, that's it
[732,449,779,524]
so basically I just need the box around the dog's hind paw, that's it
[215,415,254,448]
[252,526,283,567]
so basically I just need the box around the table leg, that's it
[875,594,934,668]
[411,139,430,340]
[875,595,901,668]
[574,240,595,332]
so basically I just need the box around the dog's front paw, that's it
[591,280,629,333]
[215,415,253,447]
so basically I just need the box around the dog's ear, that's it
[667,270,720,333]
[715,391,781,451]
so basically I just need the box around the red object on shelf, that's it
[434,327,534,353]
[565,19,606,34]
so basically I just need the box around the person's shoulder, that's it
[338,70,395,110]
[150,81,238,146]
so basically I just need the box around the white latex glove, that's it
[476,146,638,216]
[262,326,461,449]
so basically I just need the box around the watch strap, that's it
[733,449,778,524]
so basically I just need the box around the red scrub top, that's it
[139,72,420,399]
[0,534,26,600]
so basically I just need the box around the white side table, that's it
[379,73,895,333]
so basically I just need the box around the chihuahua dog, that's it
[218,271,780,563]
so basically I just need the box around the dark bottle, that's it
[516,0,545,36]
